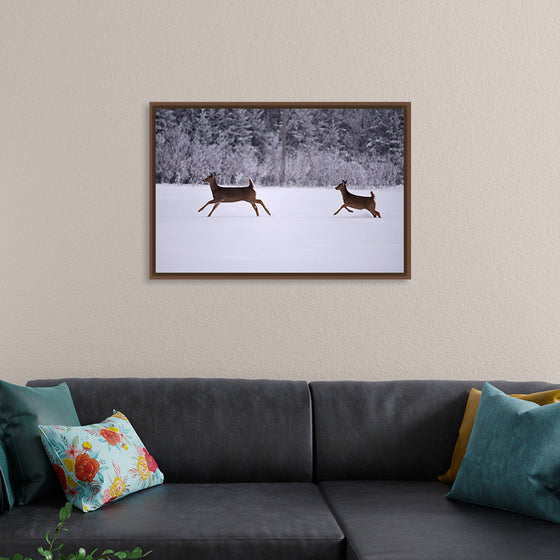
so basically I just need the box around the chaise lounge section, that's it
[310,380,560,560]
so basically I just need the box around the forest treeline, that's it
[155,107,404,187]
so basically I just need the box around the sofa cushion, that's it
[0,380,80,504]
[320,480,560,560]
[0,439,15,511]
[0,483,344,560]
[39,411,164,512]
[446,382,560,523]
[27,378,313,483]
[310,380,560,480]
[438,386,560,484]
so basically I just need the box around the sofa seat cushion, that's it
[0,483,344,560]
[319,481,560,560]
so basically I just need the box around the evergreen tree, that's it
[154,107,404,186]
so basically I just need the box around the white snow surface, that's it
[155,184,404,274]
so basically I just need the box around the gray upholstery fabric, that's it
[27,378,313,482]
[320,480,560,560]
[16,377,558,560]
[310,380,559,480]
[0,483,344,560]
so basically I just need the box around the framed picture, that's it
[150,102,410,278]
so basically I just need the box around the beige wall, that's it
[2,1,560,385]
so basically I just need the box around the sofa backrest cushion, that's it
[27,378,313,483]
[310,380,560,481]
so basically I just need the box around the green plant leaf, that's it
[16,500,149,560]
[59,503,72,522]
[39,549,53,560]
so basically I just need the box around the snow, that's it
[155,184,405,274]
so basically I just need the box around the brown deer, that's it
[198,173,271,217]
[333,180,381,218]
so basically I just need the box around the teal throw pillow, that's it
[0,439,15,510]
[446,382,560,523]
[39,411,164,512]
[0,380,80,504]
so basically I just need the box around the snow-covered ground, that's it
[155,184,404,274]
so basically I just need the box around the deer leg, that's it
[255,199,271,216]
[249,202,260,216]
[334,204,353,215]
[198,199,216,212]
[207,203,220,217]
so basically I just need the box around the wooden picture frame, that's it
[150,102,410,278]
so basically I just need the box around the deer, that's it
[198,173,271,217]
[333,180,381,218]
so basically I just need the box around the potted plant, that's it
[0,502,151,560]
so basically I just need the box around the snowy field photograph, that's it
[150,103,410,277]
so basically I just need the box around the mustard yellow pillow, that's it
[438,387,560,484]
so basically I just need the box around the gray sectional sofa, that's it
[2,377,560,560]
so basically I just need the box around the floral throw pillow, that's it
[38,411,164,512]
